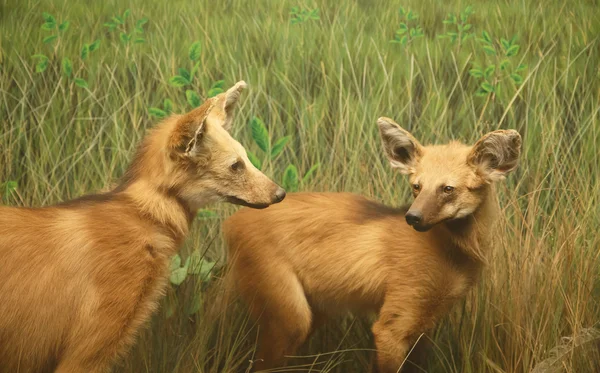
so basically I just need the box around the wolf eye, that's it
[443,186,455,193]
[412,184,421,191]
[230,160,245,172]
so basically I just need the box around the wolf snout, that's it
[405,210,422,226]
[273,187,286,203]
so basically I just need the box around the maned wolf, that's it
[0,81,286,373]
[224,117,521,372]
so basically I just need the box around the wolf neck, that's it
[443,185,498,265]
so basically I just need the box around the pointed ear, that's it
[168,100,212,156]
[468,129,522,182]
[219,80,247,131]
[376,117,424,174]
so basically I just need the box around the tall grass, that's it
[1,0,599,371]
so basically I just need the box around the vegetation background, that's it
[1,0,599,371]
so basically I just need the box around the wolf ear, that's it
[218,80,247,131]
[468,130,522,182]
[168,102,213,157]
[376,117,424,175]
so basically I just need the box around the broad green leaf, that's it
[398,6,406,16]
[247,150,262,170]
[3,181,18,196]
[58,21,69,32]
[212,80,225,89]
[74,78,88,88]
[169,254,181,272]
[186,90,201,108]
[510,73,524,85]
[250,117,270,152]
[178,68,191,82]
[89,40,100,52]
[482,31,492,43]
[506,45,520,57]
[484,65,495,79]
[169,75,189,87]
[187,293,202,315]
[270,136,290,158]
[103,22,116,31]
[282,164,299,192]
[400,35,408,45]
[189,41,202,62]
[169,267,188,286]
[133,38,145,44]
[475,88,489,97]
[119,32,130,44]
[41,22,56,30]
[188,252,215,278]
[396,28,407,35]
[163,98,173,113]
[469,68,483,78]
[483,45,496,56]
[35,60,48,73]
[81,44,89,60]
[123,9,131,19]
[197,209,217,219]
[463,24,472,31]
[62,57,72,78]
[43,35,57,44]
[500,59,510,70]
[42,12,55,23]
[112,16,124,25]
[207,87,224,97]
[398,23,408,31]
[149,107,168,118]
[516,63,527,72]
[302,163,320,184]
[481,82,494,93]
[501,38,510,50]
[136,17,149,27]
[32,54,48,61]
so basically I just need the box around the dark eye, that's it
[412,184,421,191]
[230,160,245,172]
[443,186,455,193]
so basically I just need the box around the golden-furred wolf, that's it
[224,117,521,372]
[0,81,286,373]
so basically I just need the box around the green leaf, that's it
[207,87,224,98]
[123,9,131,19]
[41,22,56,30]
[186,90,201,108]
[81,44,89,60]
[103,22,117,31]
[189,41,202,62]
[170,254,182,272]
[482,31,492,43]
[170,267,188,286]
[481,82,495,93]
[500,59,510,70]
[197,209,217,219]
[149,107,168,118]
[270,136,290,158]
[212,80,225,89]
[462,24,472,31]
[178,68,191,82]
[510,73,524,85]
[58,21,69,32]
[74,78,88,88]
[516,63,527,72]
[483,45,496,56]
[119,32,130,44]
[133,38,145,44]
[484,65,495,79]
[282,164,299,192]
[169,75,190,87]
[469,68,484,78]
[163,98,173,113]
[475,88,489,97]
[302,163,320,184]
[89,40,100,52]
[3,181,18,197]
[505,45,520,57]
[43,35,57,44]
[396,28,407,35]
[398,6,406,16]
[136,17,149,27]
[501,38,510,50]
[62,57,72,78]
[32,54,48,61]
[398,22,408,31]
[250,117,270,153]
[42,12,55,23]
[112,16,124,25]
[35,60,49,73]
[400,35,408,45]
[247,150,262,170]
[187,293,202,315]
[187,252,215,278]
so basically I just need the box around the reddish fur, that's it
[224,118,521,372]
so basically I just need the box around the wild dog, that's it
[0,81,286,373]
[224,117,521,372]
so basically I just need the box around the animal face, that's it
[377,117,521,232]
[167,81,286,210]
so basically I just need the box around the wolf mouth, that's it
[225,195,270,209]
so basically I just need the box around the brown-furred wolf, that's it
[0,81,286,373]
[225,117,521,372]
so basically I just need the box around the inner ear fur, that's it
[376,117,424,173]
[468,129,522,180]
[219,80,247,131]
[168,99,214,154]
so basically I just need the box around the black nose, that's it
[274,188,286,203]
[405,211,422,226]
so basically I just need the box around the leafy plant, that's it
[390,7,423,46]
[281,163,320,192]
[81,40,101,60]
[290,7,320,24]
[168,251,215,316]
[32,54,49,73]
[469,32,527,97]
[1,181,17,204]
[148,98,174,119]
[439,5,474,44]
[104,9,148,44]
[40,12,68,44]
[169,41,202,88]
[207,80,225,98]
[247,117,291,170]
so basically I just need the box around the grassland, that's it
[1,0,600,371]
